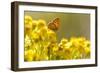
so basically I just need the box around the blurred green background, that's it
[25,11,90,42]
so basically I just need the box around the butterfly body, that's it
[48,18,60,31]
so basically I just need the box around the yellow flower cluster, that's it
[24,15,90,61]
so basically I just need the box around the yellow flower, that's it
[85,47,90,54]
[30,31,40,40]
[64,42,72,49]
[37,27,48,41]
[70,37,80,47]
[24,49,35,61]
[25,15,33,24]
[36,19,47,30]
[47,29,57,42]
[24,15,33,35]
[84,40,90,47]
[32,20,38,30]
[25,35,31,48]
[59,38,71,50]
[77,37,86,42]
[51,43,59,51]
[61,38,68,44]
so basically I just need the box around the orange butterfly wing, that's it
[48,18,60,31]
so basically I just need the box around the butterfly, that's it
[48,18,60,31]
